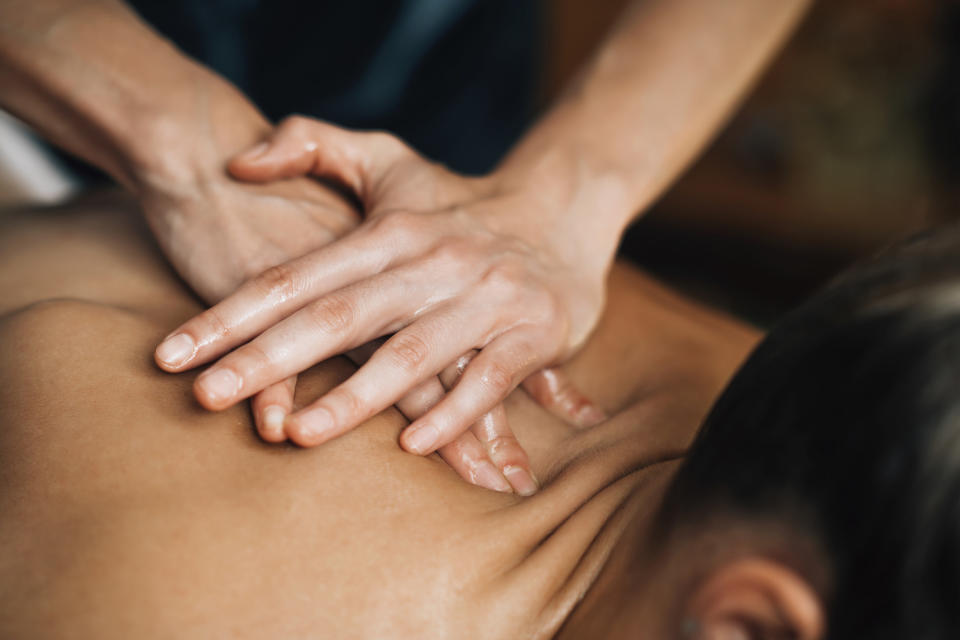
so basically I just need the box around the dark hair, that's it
[661,227,960,639]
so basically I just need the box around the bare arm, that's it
[495,0,813,276]
[0,0,266,193]
[159,0,811,461]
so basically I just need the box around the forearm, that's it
[495,0,811,267]
[0,0,268,192]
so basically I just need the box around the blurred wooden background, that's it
[545,0,960,320]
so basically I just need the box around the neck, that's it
[539,459,681,639]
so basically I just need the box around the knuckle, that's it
[387,333,431,373]
[441,437,469,460]
[454,351,476,376]
[376,209,420,237]
[196,306,232,341]
[281,114,312,137]
[229,342,275,379]
[481,263,526,294]
[478,360,514,394]
[254,263,303,302]
[429,240,461,264]
[529,289,563,323]
[328,386,365,421]
[367,130,410,158]
[306,294,355,334]
[428,239,476,273]
[485,434,522,460]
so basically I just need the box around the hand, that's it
[136,144,361,305]
[144,170,578,495]
[344,343,602,496]
[154,117,610,471]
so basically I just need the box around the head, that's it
[611,227,960,639]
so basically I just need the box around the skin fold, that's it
[0,195,759,638]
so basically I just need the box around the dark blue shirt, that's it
[128,0,541,174]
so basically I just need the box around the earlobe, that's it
[685,558,825,640]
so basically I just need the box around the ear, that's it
[684,557,824,640]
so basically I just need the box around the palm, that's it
[142,175,360,303]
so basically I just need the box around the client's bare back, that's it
[0,194,758,639]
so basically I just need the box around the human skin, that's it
[0,0,602,491]
[156,0,813,466]
[0,0,809,486]
[0,196,760,638]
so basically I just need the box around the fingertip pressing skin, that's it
[259,405,287,442]
[437,432,513,493]
[155,332,197,370]
[194,367,242,410]
[503,466,538,497]
[284,406,335,447]
[396,335,540,457]
[471,407,538,496]
[383,357,517,493]
[401,422,442,455]
[252,376,297,443]
[469,460,514,493]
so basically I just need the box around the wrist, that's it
[126,66,270,201]
[489,145,633,278]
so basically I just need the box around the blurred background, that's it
[1,0,957,324]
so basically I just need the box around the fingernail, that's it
[403,424,440,455]
[261,405,286,440]
[474,460,513,493]
[503,465,539,496]
[239,141,269,161]
[156,333,196,368]
[577,404,608,428]
[289,406,333,442]
[197,368,241,404]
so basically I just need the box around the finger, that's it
[191,266,437,411]
[283,304,493,447]
[250,375,297,443]
[393,376,446,421]
[343,339,384,369]
[436,432,512,494]
[229,116,409,199]
[470,405,538,496]
[437,356,537,496]
[155,224,432,373]
[522,368,607,429]
[436,351,479,387]
[400,329,550,456]
[348,342,513,492]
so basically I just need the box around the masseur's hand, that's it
[155,116,611,466]
[139,166,359,305]
[147,112,604,496]
[144,135,584,496]
[147,167,592,495]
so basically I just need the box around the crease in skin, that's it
[514,414,685,535]
[479,411,686,573]
[473,464,668,640]
[530,481,653,640]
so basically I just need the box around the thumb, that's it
[228,116,408,201]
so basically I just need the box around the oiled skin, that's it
[0,194,759,639]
